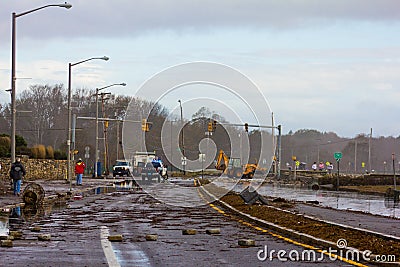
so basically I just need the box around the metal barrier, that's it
[240,186,268,205]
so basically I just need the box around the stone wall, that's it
[318,174,400,186]
[0,158,67,181]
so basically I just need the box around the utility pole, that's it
[354,140,357,174]
[100,92,111,176]
[368,128,372,173]
[178,100,185,175]
[277,125,282,179]
[116,119,120,160]
[393,153,397,190]
[93,82,125,177]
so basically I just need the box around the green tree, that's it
[16,134,27,148]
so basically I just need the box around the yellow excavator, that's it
[215,149,258,179]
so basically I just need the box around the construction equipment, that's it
[215,150,259,179]
[215,149,229,171]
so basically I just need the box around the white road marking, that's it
[100,226,121,267]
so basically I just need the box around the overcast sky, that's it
[1,0,400,138]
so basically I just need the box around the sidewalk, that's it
[0,177,121,209]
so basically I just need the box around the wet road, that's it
[0,181,352,267]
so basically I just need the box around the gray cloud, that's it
[1,0,400,43]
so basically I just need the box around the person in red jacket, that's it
[75,158,86,186]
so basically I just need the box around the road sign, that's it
[85,146,90,152]
[295,160,300,167]
[181,157,187,166]
[84,153,90,159]
[199,153,205,162]
[334,152,342,160]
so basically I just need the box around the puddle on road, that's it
[113,179,142,191]
[0,215,9,237]
[0,179,143,236]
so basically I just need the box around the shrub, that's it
[31,144,46,159]
[18,146,32,158]
[54,150,67,160]
[46,146,54,159]
[0,136,11,157]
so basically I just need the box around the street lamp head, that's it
[120,83,127,86]
[59,3,72,9]
[101,56,109,61]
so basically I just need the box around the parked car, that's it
[141,162,161,183]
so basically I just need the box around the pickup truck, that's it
[112,160,133,177]
[133,151,156,176]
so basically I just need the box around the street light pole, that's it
[368,128,372,173]
[67,56,109,188]
[94,83,126,178]
[393,153,397,190]
[178,100,185,175]
[10,3,72,163]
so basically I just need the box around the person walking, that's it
[75,158,86,186]
[161,164,168,180]
[10,157,26,196]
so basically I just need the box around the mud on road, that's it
[220,193,400,259]
[1,187,348,266]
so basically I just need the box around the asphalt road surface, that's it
[1,182,361,267]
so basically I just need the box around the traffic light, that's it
[208,122,213,132]
[141,118,152,132]
[141,119,147,131]
[104,120,109,128]
[244,123,248,132]
[141,119,150,132]
[212,120,217,131]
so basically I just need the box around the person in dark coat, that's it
[10,157,26,196]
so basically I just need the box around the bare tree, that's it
[14,84,66,147]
